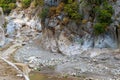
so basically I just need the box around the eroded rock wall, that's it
[39,0,120,55]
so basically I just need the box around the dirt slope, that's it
[0,59,24,80]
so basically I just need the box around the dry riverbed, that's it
[0,43,80,80]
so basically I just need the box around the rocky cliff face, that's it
[0,0,119,55]
[4,6,42,46]
[38,0,120,55]
[0,0,119,57]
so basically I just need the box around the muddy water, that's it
[30,71,79,80]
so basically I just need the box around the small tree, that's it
[85,0,114,35]
[64,2,81,20]
[22,0,31,8]
[94,23,107,35]
[97,9,112,24]
[9,3,16,9]
[40,8,49,21]
[0,0,16,14]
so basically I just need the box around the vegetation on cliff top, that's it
[0,0,16,14]
[81,0,113,35]
[93,1,113,35]
[39,0,113,35]
[64,1,82,20]
[21,0,32,8]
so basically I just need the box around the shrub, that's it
[68,0,74,3]
[81,0,113,35]
[103,2,114,14]
[56,2,64,15]
[97,9,112,24]
[0,4,10,14]
[49,7,56,16]
[64,2,82,20]
[71,12,81,20]
[22,0,31,8]
[9,3,16,9]
[40,8,49,21]
[94,23,107,35]
[83,0,105,6]
[0,0,16,4]
[83,0,113,23]
[0,0,16,14]
[48,2,64,16]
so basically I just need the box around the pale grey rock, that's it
[82,34,94,49]
[0,26,5,46]
[94,35,117,48]
[0,7,5,46]
[57,15,63,21]
[5,9,42,45]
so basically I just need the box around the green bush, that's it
[71,12,81,20]
[103,2,113,14]
[0,4,9,14]
[64,2,81,20]
[40,8,49,21]
[0,0,16,4]
[0,0,16,14]
[9,3,16,9]
[83,0,105,5]
[22,0,31,8]
[87,1,113,35]
[94,23,107,35]
[97,9,112,24]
